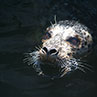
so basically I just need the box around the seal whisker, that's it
[50,21,54,27]
[61,67,66,73]
[78,64,93,72]
[23,57,29,63]
[38,45,42,50]
[78,61,93,68]
[35,46,40,51]
[23,53,31,63]
[60,67,70,77]
[54,15,57,24]
[77,67,86,73]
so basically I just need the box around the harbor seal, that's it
[24,20,93,79]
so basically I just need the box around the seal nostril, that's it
[42,47,48,53]
[42,47,58,55]
[49,49,58,55]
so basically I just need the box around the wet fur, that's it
[24,20,93,79]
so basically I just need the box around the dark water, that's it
[0,0,97,97]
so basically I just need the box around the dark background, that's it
[0,0,97,97]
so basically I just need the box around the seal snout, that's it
[42,47,59,56]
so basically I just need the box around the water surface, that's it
[0,0,97,97]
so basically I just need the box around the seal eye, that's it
[42,32,51,40]
[66,37,80,46]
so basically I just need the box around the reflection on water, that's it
[0,0,97,97]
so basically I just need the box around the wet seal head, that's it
[24,20,93,79]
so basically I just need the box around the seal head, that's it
[25,20,93,79]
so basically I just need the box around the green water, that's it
[0,0,97,97]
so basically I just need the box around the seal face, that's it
[24,20,93,79]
